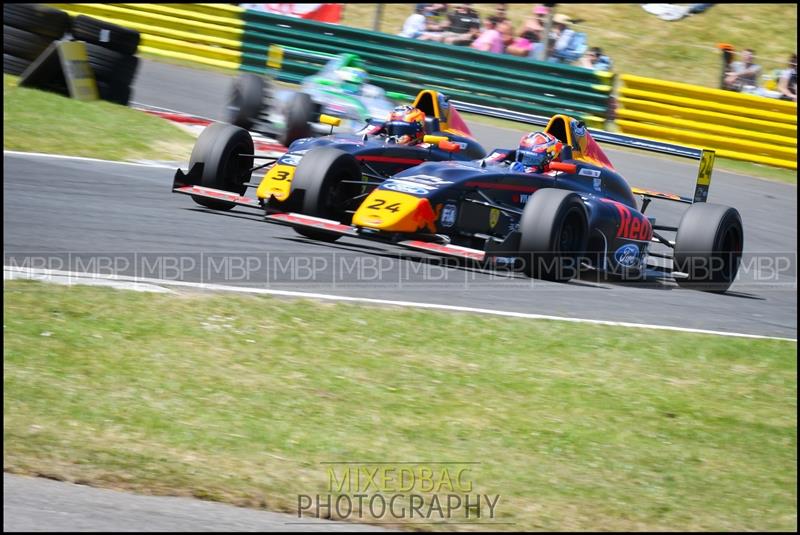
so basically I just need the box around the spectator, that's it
[416,3,447,16]
[522,4,549,43]
[724,48,762,93]
[506,28,539,57]
[399,5,432,39]
[578,46,613,71]
[470,16,504,53]
[549,14,587,64]
[776,53,797,101]
[418,3,481,45]
[498,18,515,52]
[493,3,508,20]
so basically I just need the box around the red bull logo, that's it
[602,199,653,242]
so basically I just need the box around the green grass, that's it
[343,4,798,88]
[3,74,195,162]
[4,281,796,531]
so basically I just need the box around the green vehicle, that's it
[225,53,404,146]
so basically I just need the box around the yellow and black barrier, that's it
[49,3,245,70]
[617,74,797,169]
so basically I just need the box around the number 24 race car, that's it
[173,112,744,292]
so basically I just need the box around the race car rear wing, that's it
[451,100,715,205]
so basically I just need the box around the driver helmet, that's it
[385,105,426,145]
[516,131,563,172]
[336,66,368,95]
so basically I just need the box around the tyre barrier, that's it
[3,5,141,107]
[2,4,69,76]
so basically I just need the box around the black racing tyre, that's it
[3,53,30,76]
[289,146,363,242]
[3,4,70,40]
[280,91,314,147]
[518,188,588,282]
[95,80,132,106]
[71,15,140,56]
[224,73,267,130]
[84,42,139,85]
[3,25,54,61]
[673,203,743,293]
[188,123,255,211]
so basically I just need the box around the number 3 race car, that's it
[173,110,744,292]
[174,88,484,212]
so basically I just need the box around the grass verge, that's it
[3,74,195,162]
[4,281,796,531]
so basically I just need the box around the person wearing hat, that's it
[549,13,587,63]
[521,4,549,43]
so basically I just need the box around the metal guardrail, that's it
[240,9,615,128]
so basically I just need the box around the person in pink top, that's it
[470,16,504,53]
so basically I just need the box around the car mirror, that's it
[549,162,577,173]
[319,114,342,127]
[438,140,461,153]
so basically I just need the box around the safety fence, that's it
[617,74,797,169]
[47,3,797,169]
[48,3,614,129]
[238,10,614,129]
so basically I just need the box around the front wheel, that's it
[673,203,743,292]
[289,147,364,242]
[518,188,588,282]
[188,123,254,211]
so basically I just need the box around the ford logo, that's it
[382,182,428,195]
[614,243,640,268]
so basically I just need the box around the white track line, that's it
[3,150,177,168]
[5,266,796,342]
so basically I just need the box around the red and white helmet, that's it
[517,131,563,171]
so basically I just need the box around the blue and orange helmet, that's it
[385,105,426,145]
[517,131,563,171]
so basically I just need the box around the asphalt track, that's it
[3,474,384,532]
[4,60,798,338]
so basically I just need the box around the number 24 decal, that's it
[368,199,401,212]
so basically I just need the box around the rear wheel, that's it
[188,123,254,211]
[225,73,267,130]
[673,203,743,292]
[280,92,314,147]
[518,188,588,282]
[289,147,364,242]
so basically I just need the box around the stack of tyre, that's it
[3,4,70,76]
[3,5,141,106]
[70,14,141,105]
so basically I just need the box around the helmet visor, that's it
[517,149,548,168]
[386,121,420,139]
